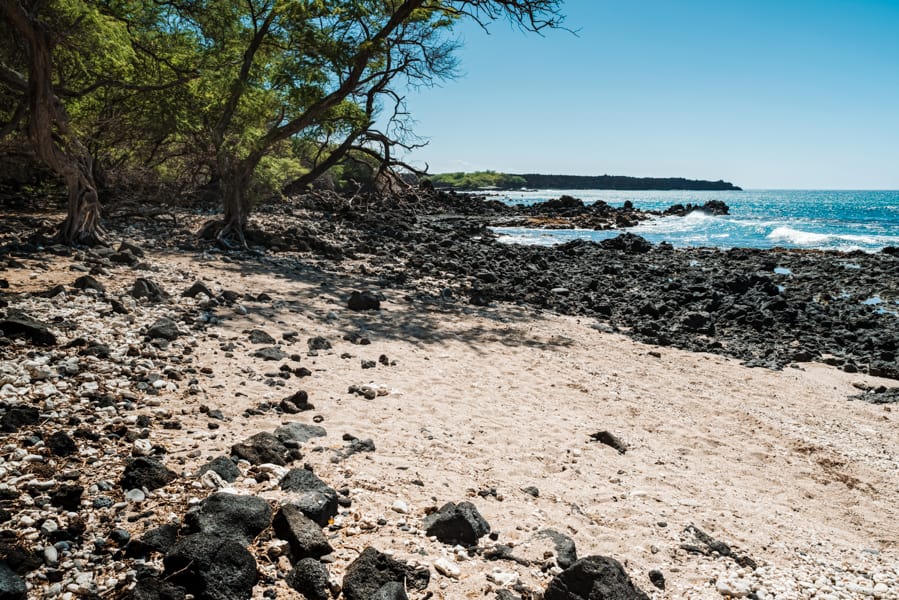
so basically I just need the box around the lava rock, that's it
[307,336,331,351]
[126,524,180,558]
[47,431,77,456]
[121,574,186,600]
[273,504,333,560]
[279,469,338,526]
[231,432,291,466]
[163,533,257,600]
[1,406,40,433]
[543,555,649,600]
[184,493,272,545]
[538,530,578,569]
[274,422,327,446]
[648,570,665,590]
[251,347,287,361]
[121,457,177,491]
[285,558,331,600]
[131,278,168,302]
[422,501,490,546]
[50,485,83,510]
[342,547,430,600]
[0,315,56,346]
[0,560,26,600]
[588,431,627,455]
[146,318,181,341]
[347,291,381,311]
[73,275,106,294]
[599,233,652,254]
[248,330,276,344]
[182,281,215,298]
[279,391,313,413]
[372,582,409,600]
[197,456,241,483]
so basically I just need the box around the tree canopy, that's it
[1,0,563,245]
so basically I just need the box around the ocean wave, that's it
[766,226,899,248]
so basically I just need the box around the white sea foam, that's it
[767,227,832,246]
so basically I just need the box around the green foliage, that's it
[426,171,528,189]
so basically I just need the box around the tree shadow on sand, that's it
[200,251,576,355]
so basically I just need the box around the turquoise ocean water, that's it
[488,189,899,252]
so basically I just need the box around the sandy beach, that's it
[2,230,897,598]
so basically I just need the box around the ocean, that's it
[487,189,899,252]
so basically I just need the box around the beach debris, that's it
[680,524,757,569]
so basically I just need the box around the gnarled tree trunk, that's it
[1,0,104,245]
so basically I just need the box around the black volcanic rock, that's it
[121,457,177,491]
[342,547,429,600]
[0,315,56,346]
[279,469,338,526]
[543,555,649,600]
[184,493,272,545]
[163,533,257,600]
[422,501,490,546]
[273,504,333,560]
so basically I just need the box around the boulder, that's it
[273,504,333,560]
[131,278,168,302]
[231,432,291,466]
[279,469,338,526]
[146,318,181,341]
[197,456,241,483]
[73,275,106,294]
[0,406,39,433]
[342,547,429,600]
[121,457,177,491]
[543,556,649,600]
[184,493,272,545]
[0,316,56,346]
[347,291,381,311]
[274,422,326,446]
[182,281,215,298]
[422,501,490,546]
[164,533,257,600]
[285,558,330,600]
[0,561,26,600]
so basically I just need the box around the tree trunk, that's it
[1,0,104,245]
[213,156,254,248]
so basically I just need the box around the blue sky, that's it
[400,1,899,189]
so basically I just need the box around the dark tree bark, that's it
[0,0,104,245]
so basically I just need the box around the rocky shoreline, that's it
[0,190,897,599]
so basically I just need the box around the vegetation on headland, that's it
[427,171,742,191]
[0,0,563,246]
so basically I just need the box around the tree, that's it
[0,0,194,244]
[166,0,563,246]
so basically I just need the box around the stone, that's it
[307,336,331,351]
[231,432,291,466]
[274,422,327,446]
[1,406,39,432]
[342,547,429,600]
[50,485,83,511]
[121,574,186,600]
[279,391,313,413]
[0,560,26,600]
[433,557,460,578]
[248,330,276,344]
[0,315,56,346]
[537,530,578,569]
[285,558,330,600]
[120,457,177,491]
[47,431,77,457]
[182,281,215,298]
[197,456,241,483]
[422,501,490,546]
[588,431,627,455]
[126,524,180,558]
[251,347,287,361]
[184,493,272,545]
[73,275,106,294]
[131,278,168,302]
[347,291,381,311]
[543,555,649,600]
[599,233,652,254]
[164,533,257,600]
[648,570,665,590]
[118,241,146,258]
[279,469,338,526]
[147,318,181,341]
[371,582,409,600]
[273,504,333,560]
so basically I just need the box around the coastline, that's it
[0,194,897,598]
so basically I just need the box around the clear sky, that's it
[399,1,899,189]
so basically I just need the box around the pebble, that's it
[434,558,461,579]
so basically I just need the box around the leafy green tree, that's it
[0,0,194,244]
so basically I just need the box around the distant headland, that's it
[426,171,742,191]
